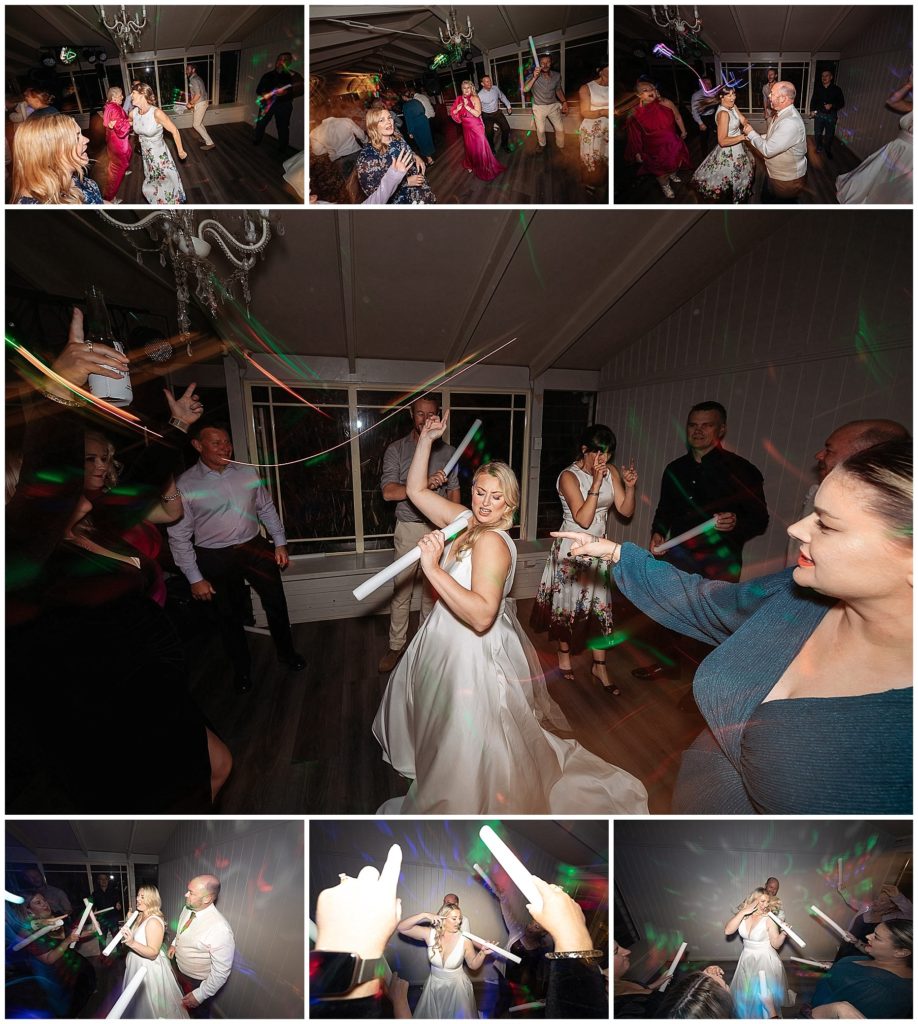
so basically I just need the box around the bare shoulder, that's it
[473,529,512,567]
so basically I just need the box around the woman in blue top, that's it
[811,919,912,1018]
[554,438,912,815]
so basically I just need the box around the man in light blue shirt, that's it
[168,423,303,693]
[478,75,513,153]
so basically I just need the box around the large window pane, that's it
[536,390,595,536]
[219,50,240,104]
[90,863,131,920]
[494,54,525,108]
[564,34,608,98]
[358,394,411,546]
[40,865,93,914]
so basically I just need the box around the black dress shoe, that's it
[631,662,679,680]
[280,652,306,671]
[234,673,253,694]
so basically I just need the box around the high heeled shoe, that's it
[558,649,575,681]
[592,660,621,696]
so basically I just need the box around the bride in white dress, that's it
[397,905,489,1019]
[372,413,649,814]
[724,888,788,1018]
[837,76,912,205]
[118,886,188,1019]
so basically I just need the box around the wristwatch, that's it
[309,951,390,998]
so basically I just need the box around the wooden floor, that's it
[614,130,863,205]
[86,118,303,205]
[194,595,704,815]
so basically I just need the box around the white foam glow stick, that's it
[654,517,718,554]
[89,909,103,936]
[102,910,138,956]
[70,900,93,947]
[528,35,539,65]
[93,906,114,915]
[462,930,522,964]
[473,863,497,894]
[789,956,831,970]
[5,890,24,904]
[767,911,805,947]
[658,940,687,992]
[309,918,317,943]
[758,970,769,1018]
[11,921,64,951]
[509,1000,546,1013]
[442,419,482,477]
[479,826,542,910]
[809,904,848,941]
[836,858,843,887]
[106,962,148,1019]
[353,511,472,600]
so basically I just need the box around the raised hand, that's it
[420,411,449,442]
[50,307,130,388]
[621,459,638,488]
[428,469,448,490]
[713,512,737,533]
[164,382,203,425]
[392,148,414,176]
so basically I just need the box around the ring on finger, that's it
[338,873,348,882]
[86,341,94,353]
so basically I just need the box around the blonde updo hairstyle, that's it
[137,884,166,922]
[453,461,519,559]
[737,886,780,915]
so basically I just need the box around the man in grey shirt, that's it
[378,396,460,673]
[186,63,215,150]
[523,54,568,151]
[478,75,513,153]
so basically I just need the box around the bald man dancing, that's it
[168,874,235,1017]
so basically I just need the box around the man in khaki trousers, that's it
[378,397,459,673]
[186,64,216,151]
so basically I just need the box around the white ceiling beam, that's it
[335,213,358,375]
[6,822,39,858]
[126,822,137,860]
[312,6,424,19]
[529,210,706,379]
[444,210,538,368]
[812,6,858,54]
[70,822,90,858]
[726,6,751,54]
[496,6,520,44]
[187,6,218,49]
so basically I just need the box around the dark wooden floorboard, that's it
[614,132,862,205]
[410,129,607,205]
[87,119,303,205]
[191,596,702,815]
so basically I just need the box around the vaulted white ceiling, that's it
[6,208,796,377]
[310,5,608,76]
[617,5,894,53]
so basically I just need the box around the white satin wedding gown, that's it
[121,916,188,1019]
[413,929,477,1019]
[730,915,788,1018]
[373,528,649,813]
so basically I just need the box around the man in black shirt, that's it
[254,52,304,154]
[89,873,122,940]
[633,401,769,681]
[809,69,845,158]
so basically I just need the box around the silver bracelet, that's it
[161,491,181,502]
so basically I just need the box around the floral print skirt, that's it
[529,537,615,653]
[691,141,754,203]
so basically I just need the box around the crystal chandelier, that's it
[98,5,147,54]
[650,6,702,53]
[439,6,473,48]
[98,209,282,348]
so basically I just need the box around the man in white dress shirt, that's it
[168,875,235,1017]
[309,98,367,179]
[742,80,807,202]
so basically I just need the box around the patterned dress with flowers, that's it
[580,79,609,178]
[356,133,437,204]
[131,106,186,205]
[691,104,754,203]
[530,463,616,653]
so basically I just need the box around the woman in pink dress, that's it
[450,80,505,182]
[624,80,691,199]
[103,85,132,201]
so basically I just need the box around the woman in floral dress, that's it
[579,65,609,193]
[530,425,637,695]
[690,86,754,203]
[130,83,186,204]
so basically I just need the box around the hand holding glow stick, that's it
[767,911,806,947]
[479,825,542,910]
[102,910,138,957]
[11,920,65,951]
[353,512,472,600]
[70,900,94,947]
[836,858,843,887]
[461,930,522,963]
[528,36,539,68]
[441,418,482,477]
[106,962,148,1019]
[509,1000,546,1013]
[658,940,687,992]
[654,517,718,554]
